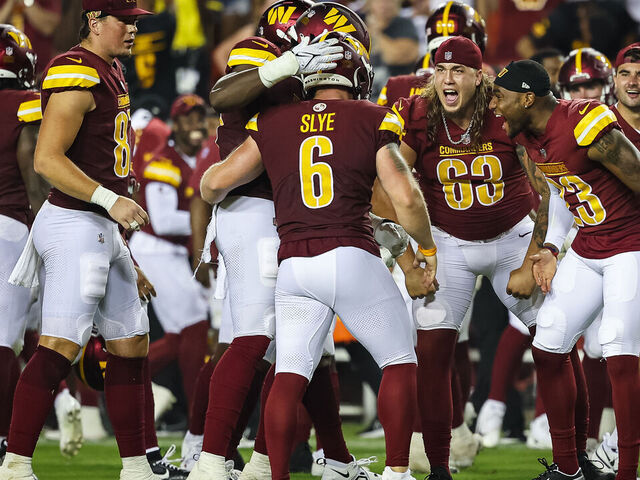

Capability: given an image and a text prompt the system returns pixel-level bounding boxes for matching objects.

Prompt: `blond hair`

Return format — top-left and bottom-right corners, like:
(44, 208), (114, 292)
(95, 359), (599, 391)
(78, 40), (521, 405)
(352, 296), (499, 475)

(420, 72), (493, 147)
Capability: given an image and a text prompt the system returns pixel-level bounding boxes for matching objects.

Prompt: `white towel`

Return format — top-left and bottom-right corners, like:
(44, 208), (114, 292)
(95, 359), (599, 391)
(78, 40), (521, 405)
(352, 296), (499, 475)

(9, 228), (41, 288)
(201, 205), (218, 264)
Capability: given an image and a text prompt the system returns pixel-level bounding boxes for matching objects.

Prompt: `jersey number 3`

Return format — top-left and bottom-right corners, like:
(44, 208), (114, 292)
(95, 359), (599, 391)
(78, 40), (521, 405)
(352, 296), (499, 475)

(113, 110), (131, 178)
(299, 135), (334, 209)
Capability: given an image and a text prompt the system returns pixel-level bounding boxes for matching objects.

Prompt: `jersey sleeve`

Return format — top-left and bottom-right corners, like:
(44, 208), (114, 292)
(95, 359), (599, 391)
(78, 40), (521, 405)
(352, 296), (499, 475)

(393, 96), (418, 150)
(142, 156), (183, 189)
(245, 112), (262, 144)
(16, 92), (42, 123)
(41, 55), (100, 93)
(377, 85), (388, 106)
(226, 37), (281, 73)
(572, 102), (619, 147)
(375, 106), (403, 150)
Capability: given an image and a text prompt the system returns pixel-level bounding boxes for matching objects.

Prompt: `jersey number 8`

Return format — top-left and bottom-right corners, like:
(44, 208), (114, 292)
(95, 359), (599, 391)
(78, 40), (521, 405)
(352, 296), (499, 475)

(113, 110), (131, 178)
(299, 136), (334, 209)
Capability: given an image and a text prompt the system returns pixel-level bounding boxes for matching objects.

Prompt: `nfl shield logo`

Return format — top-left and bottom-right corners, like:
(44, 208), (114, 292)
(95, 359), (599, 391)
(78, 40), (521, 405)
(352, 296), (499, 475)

(444, 51), (452, 61)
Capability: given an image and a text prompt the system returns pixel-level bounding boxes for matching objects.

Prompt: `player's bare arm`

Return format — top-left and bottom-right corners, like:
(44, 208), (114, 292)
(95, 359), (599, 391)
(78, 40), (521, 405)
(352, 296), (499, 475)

(507, 145), (550, 299)
(589, 128), (640, 192)
(190, 195), (213, 288)
(376, 142), (437, 290)
(34, 89), (149, 231)
(209, 65), (264, 113)
(200, 136), (265, 204)
(210, 38), (344, 112)
(16, 123), (49, 215)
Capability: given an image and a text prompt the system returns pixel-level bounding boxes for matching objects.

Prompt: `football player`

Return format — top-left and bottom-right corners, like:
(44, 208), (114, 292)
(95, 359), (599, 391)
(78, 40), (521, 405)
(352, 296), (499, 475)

(199, 34), (436, 480)
(129, 94), (210, 411)
(0, 24), (46, 465)
(0, 0), (157, 478)
(377, 36), (551, 480)
(492, 59), (640, 480)
(558, 48), (616, 105)
(588, 42), (640, 478)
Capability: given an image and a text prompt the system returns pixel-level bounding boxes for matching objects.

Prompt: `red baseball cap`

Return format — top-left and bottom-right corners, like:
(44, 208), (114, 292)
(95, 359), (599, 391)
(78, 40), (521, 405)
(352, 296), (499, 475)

(615, 42), (640, 69)
(170, 94), (207, 119)
(434, 36), (482, 71)
(82, 0), (152, 16)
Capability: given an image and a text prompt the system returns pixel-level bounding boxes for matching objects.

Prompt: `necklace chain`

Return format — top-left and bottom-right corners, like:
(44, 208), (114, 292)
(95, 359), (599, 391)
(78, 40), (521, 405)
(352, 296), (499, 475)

(441, 111), (474, 145)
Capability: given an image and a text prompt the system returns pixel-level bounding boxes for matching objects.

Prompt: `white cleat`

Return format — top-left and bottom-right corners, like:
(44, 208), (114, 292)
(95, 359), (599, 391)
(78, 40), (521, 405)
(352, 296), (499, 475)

(151, 383), (176, 422)
(591, 432), (618, 474)
(240, 451), (271, 480)
(180, 431), (203, 472)
(0, 453), (38, 479)
(381, 466), (415, 480)
(120, 455), (156, 480)
(526, 414), (553, 450)
(80, 406), (108, 441)
(475, 399), (506, 448)
(322, 456), (380, 480)
(408, 432), (430, 474)
(186, 452), (228, 480)
(450, 423), (481, 469)
(54, 389), (83, 457)
(311, 449), (325, 477)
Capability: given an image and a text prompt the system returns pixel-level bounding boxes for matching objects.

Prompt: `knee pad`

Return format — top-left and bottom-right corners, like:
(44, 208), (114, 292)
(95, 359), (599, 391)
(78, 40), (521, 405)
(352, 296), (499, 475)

(583, 324), (603, 359)
(533, 305), (569, 353)
(258, 237), (279, 287)
(599, 316), (625, 358)
(80, 253), (110, 302)
(414, 301), (456, 331)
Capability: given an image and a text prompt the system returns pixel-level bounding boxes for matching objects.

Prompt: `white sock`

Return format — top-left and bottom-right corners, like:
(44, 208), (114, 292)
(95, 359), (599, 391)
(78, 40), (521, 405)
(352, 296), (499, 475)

(122, 455), (152, 472)
(197, 451), (227, 474)
(383, 466), (410, 478)
(248, 451), (270, 468)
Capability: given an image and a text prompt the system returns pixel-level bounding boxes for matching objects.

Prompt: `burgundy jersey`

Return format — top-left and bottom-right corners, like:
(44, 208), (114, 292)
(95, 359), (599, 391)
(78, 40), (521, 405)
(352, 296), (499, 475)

(41, 46), (133, 217)
(133, 116), (171, 166)
(396, 96), (534, 240)
(217, 37), (303, 201)
(0, 89), (41, 226)
(611, 104), (640, 150)
(136, 141), (195, 248)
(377, 74), (428, 107)
(516, 99), (640, 259)
(246, 99), (403, 262)
(190, 136), (221, 197)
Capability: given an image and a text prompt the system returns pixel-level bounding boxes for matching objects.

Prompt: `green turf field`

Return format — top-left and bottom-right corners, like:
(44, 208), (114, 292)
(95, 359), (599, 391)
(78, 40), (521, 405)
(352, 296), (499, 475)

(30, 423), (551, 479)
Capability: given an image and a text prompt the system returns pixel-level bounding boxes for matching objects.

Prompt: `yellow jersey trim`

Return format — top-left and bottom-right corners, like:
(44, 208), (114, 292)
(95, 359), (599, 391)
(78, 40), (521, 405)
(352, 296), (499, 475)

(574, 104), (617, 146)
(227, 48), (277, 68)
(143, 161), (182, 188)
(245, 113), (259, 131)
(17, 99), (42, 122)
(379, 111), (404, 137)
(42, 65), (100, 89)
(377, 86), (388, 106)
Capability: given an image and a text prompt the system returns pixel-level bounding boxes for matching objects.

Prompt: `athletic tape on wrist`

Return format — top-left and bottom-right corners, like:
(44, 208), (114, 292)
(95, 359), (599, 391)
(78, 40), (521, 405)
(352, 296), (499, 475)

(258, 51), (299, 88)
(91, 185), (119, 212)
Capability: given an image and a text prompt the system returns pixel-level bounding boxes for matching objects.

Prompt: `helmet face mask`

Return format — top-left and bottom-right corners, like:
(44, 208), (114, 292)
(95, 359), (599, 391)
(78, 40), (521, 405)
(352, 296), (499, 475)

(0, 24), (37, 89)
(292, 2), (371, 55)
(558, 48), (615, 105)
(425, 1), (487, 59)
(256, 0), (314, 50)
(301, 32), (373, 100)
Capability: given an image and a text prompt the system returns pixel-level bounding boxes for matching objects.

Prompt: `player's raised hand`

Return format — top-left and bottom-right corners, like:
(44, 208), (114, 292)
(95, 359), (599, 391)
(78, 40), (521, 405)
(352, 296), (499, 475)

(530, 248), (558, 294)
(292, 36), (344, 74)
(109, 196), (150, 232)
(506, 264), (537, 299)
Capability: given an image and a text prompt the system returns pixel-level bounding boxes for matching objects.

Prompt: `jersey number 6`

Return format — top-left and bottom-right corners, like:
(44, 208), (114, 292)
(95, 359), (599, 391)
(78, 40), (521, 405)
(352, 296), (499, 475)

(299, 135), (334, 209)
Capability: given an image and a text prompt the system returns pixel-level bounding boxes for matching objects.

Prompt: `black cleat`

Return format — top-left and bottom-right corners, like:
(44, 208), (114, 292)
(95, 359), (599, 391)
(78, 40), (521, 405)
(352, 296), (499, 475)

(426, 466), (453, 480)
(578, 452), (616, 480)
(0, 438), (7, 466)
(289, 441), (313, 473)
(532, 458), (585, 480)
(149, 445), (190, 479)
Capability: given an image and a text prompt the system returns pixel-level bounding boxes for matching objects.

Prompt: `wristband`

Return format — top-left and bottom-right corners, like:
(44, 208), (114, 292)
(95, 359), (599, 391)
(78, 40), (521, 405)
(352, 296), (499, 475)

(257, 51), (299, 88)
(417, 245), (437, 257)
(543, 243), (559, 257)
(91, 185), (119, 212)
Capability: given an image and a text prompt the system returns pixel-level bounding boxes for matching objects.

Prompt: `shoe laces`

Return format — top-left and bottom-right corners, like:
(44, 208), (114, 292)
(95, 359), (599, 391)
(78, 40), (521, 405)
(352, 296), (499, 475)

(225, 460), (241, 480)
(533, 458), (557, 479)
(356, 457), (378, 468)
(157, 445), (188, 473)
